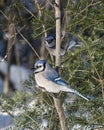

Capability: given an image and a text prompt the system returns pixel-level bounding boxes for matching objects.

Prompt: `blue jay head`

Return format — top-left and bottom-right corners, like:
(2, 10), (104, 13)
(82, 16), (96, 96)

(34, 60), (46, 73)
(45, 35), (56, 48)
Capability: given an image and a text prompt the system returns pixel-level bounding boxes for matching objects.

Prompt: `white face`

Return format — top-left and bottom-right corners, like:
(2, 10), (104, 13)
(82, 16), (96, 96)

(34, 62), (45, 73)
(45, 40), (56, 48)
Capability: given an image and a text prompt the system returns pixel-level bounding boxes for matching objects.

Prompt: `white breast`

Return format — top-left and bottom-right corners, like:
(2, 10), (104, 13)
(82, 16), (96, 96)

(35, 73), (66, 93)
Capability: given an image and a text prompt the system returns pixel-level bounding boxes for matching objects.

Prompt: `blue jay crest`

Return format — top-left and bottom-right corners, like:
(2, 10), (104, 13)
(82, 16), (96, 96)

(45, 34), (56, 48)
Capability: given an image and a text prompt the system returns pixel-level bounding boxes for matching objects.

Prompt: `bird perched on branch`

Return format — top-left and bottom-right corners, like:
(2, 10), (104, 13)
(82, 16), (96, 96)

(45, 33), (67, 57)
(34, 59), (89, 101)
(44, 32), (83, 58)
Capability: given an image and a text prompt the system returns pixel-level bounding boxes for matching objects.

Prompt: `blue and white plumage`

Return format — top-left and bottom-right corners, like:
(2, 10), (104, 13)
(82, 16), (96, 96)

(45, 34), (56, 48)
(45, 34), (67, 56)
(68, 35), (83, 52)
(45, 33), (83, 57)
(34, 60), (89, 101)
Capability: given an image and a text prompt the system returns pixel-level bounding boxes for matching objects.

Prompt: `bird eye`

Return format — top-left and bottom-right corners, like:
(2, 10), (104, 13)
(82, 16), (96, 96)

(38, 65), (42, 68)
(48, 39), (54, 43)
(35, 64), (42, 69)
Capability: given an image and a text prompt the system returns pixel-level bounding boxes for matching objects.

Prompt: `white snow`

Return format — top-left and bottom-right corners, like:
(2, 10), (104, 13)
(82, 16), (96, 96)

(0, 57), (32, 91)
(0, 112), (14, 129)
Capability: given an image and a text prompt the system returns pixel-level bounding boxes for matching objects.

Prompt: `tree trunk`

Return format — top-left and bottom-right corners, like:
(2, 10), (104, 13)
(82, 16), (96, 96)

(53, 0), (68, 130)
(3, 23), (16, 96)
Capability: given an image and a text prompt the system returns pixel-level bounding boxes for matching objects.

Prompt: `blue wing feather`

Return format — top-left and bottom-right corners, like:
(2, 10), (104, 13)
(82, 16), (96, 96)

(43, 65), (68, 86)
(54, 77), (68, 86)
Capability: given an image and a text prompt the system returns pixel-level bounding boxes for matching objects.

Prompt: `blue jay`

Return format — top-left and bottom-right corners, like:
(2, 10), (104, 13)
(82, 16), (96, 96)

(34, 59), (89, 101)
(45, 33), (83, 57)
(45, 34), (67, 57)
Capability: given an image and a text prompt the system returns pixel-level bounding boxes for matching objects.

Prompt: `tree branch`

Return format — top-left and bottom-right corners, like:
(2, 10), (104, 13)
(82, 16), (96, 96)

(55, 0), (61, 68)
(3, 23), (16, 96)
(53, 0), (68, 130)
